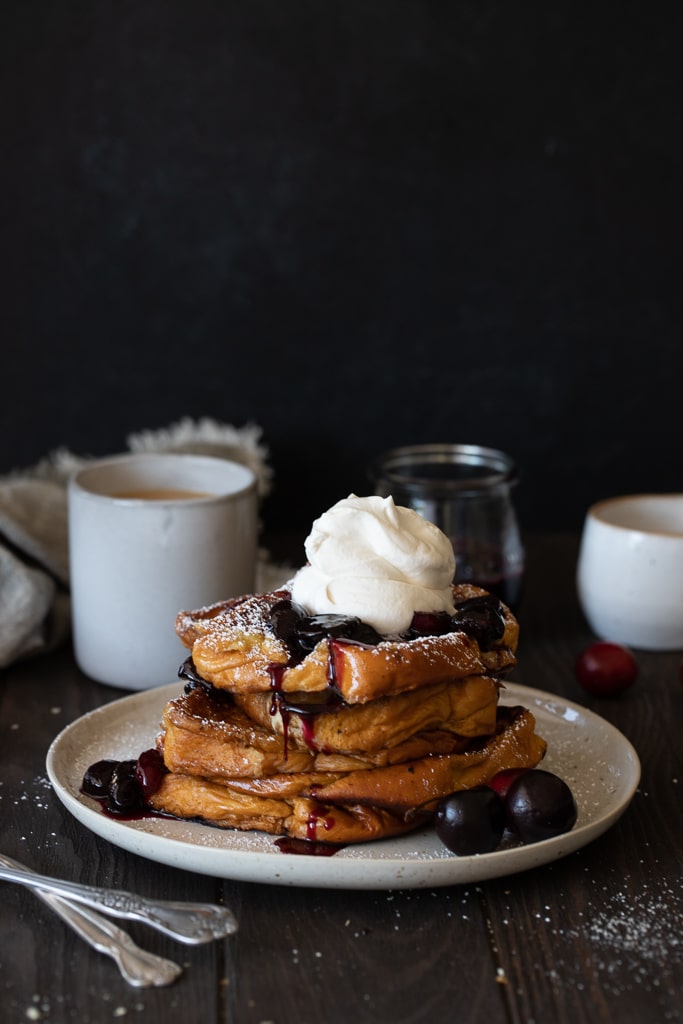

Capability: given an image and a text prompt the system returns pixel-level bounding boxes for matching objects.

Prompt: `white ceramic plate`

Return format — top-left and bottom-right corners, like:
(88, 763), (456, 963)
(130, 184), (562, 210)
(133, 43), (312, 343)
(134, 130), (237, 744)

(46, 682), (640, 890)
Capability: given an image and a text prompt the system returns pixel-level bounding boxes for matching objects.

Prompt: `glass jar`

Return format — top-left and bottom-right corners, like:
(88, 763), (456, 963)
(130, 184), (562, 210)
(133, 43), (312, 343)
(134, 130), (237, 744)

(371, 443), (525, 609)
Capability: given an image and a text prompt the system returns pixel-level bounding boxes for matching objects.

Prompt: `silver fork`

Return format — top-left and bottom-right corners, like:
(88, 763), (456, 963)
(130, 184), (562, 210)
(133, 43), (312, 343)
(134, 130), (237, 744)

(0, 854), (181, 987)
(0, 852), (238, 943)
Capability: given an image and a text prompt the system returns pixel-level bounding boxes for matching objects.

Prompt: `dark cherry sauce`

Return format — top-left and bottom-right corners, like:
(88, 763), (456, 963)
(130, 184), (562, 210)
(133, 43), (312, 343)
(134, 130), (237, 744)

(267, 665), (292, 758)
(450, 596), (506, 649)
(306, 803), (335, 842)
(274, 836), (344, 856)
(268, 594), (506, 660)
(81, 748), (170, 821)
(300, 717), (318, 751)
(97, 804), (174, 824)
(82, 751), (345, 854)
(178, 656), (207, 688)
(267, 662), (288, 692)
(266, 632), (351, 756)
(328, 635), (346, 691)
(179, 658), (233, 703)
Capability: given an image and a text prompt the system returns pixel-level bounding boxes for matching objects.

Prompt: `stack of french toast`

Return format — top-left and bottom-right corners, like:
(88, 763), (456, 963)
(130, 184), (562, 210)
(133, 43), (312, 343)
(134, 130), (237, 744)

(147, 583), (547, 845)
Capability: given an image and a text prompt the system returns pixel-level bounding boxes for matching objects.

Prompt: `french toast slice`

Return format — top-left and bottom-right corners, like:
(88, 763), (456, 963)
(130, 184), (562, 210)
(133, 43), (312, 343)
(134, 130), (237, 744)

(233, 674), (501, 751)
(149, 706), (546, 843)
(175, 584), (518, 703)
(159, 684), (487, 779)
(148, 773), (421, 843)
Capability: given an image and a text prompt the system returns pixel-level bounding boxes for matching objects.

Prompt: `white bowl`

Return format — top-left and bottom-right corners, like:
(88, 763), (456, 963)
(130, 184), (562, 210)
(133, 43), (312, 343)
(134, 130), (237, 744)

(577, 494), (683, 650)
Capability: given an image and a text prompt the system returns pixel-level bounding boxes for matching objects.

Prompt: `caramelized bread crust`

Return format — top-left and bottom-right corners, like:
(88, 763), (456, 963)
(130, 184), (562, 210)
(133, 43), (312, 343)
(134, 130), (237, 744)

(159, 684), (486, 779)
(236, 673), (500, 748)
(148, 775), (421, 843)
(175, 584), (518, 703)
(149, 706), (546, 843)
(167, 673), (499, 757)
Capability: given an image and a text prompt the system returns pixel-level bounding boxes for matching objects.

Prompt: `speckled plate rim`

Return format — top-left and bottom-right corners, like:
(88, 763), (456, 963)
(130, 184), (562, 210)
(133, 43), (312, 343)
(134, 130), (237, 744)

(46, 682), (641, 890)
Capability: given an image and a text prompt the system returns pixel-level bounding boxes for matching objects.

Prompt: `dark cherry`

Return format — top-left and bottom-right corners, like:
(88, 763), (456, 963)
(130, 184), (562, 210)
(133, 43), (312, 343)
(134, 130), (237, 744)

(487, 767), (529, 798)
(405, 611), (453, 638)
(575, 642), (638, 696)
(135, 748), (167, 801)
(339, 620), (383, 647)
(81, 759), (118, 799)
(295, 613), (381, 653)
(451, 595), (506, 650)
(268, 596), (507, 660)
(504, 769), (578, 843)
(178, 658), (232, 701)
(106, 759), (143, 815)
(270, 600), (306, 645)
(269, 601), (381, 660)
(434, 787), (506, 856)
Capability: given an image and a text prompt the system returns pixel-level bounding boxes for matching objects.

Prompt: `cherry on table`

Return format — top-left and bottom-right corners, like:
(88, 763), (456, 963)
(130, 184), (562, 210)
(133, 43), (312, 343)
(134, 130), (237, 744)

(575, 641), (638, 696)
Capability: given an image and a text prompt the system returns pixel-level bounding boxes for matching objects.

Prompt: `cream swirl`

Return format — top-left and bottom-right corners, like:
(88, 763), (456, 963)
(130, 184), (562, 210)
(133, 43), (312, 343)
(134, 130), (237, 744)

(290, 494), (456, 634)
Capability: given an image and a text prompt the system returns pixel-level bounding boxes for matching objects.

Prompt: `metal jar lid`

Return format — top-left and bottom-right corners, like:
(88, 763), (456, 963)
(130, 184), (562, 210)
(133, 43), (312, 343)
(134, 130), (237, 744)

(371, 444), (518, 497)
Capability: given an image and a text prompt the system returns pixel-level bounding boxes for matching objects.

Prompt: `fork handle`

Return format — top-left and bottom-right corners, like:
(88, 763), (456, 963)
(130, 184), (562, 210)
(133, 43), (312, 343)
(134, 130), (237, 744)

(0, 861), (236, 943)
(29, 888), (182, 987)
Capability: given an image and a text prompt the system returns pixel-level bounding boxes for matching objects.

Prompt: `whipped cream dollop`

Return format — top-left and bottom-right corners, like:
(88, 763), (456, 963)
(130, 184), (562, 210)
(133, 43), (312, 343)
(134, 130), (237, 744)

(290, 494), (456, 635)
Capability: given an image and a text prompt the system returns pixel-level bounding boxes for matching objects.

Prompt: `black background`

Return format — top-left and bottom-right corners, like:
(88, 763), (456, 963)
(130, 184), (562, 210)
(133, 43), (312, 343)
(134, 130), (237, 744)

(1, 2), (680, 536)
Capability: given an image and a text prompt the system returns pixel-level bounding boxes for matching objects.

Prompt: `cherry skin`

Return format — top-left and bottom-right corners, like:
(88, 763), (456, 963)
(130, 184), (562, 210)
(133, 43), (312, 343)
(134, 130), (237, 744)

(504, 770), (578, 843)
(135, 748), (167, 800)
(81, 759), (118, 799)
(106, 760), (142, 814)
(575, 641), (638, 696)
(434, 787), (506, 856)
(487, 768), (529, 798)
(408, 611), (453, 636)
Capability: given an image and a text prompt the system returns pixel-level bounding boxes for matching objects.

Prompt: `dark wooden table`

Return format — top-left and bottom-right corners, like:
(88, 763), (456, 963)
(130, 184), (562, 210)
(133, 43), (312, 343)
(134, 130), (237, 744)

(1, 534), (681, 1024)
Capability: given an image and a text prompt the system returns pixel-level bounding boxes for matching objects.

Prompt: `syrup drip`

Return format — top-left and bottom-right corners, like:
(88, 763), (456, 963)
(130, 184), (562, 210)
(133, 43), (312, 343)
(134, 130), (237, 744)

(327, 635), (339, 688)
(300, 717), (317, 751)
(269, 687), (345, 753)
(268, 664), (291, 760)
(274, 688), (345, 717)
(267, 662), (288, 691)
(306, 802), (335, 842)
(178, 658), (232, 702)
(267, 644), (347, 757)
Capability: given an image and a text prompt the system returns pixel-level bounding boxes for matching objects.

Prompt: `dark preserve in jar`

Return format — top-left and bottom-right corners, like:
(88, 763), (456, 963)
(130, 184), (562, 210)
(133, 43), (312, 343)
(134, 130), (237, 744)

(371, 444), (525, 611)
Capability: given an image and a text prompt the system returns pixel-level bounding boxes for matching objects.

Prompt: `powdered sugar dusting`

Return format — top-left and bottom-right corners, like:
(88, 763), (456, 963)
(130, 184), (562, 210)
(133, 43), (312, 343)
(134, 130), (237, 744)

(579, 882), (682, 972)
(177, 591), (286, 650)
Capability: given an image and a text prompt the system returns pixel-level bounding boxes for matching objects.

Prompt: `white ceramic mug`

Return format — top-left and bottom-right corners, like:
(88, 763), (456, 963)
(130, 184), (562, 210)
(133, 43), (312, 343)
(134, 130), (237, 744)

(69, 452), (258, 689)
(577, 493), (683, 651)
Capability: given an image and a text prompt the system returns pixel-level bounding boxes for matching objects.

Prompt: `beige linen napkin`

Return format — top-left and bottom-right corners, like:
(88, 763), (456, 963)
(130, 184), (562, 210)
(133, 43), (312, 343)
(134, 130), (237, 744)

(0, 479), (71, 665)
(0, 418), (282, 669)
